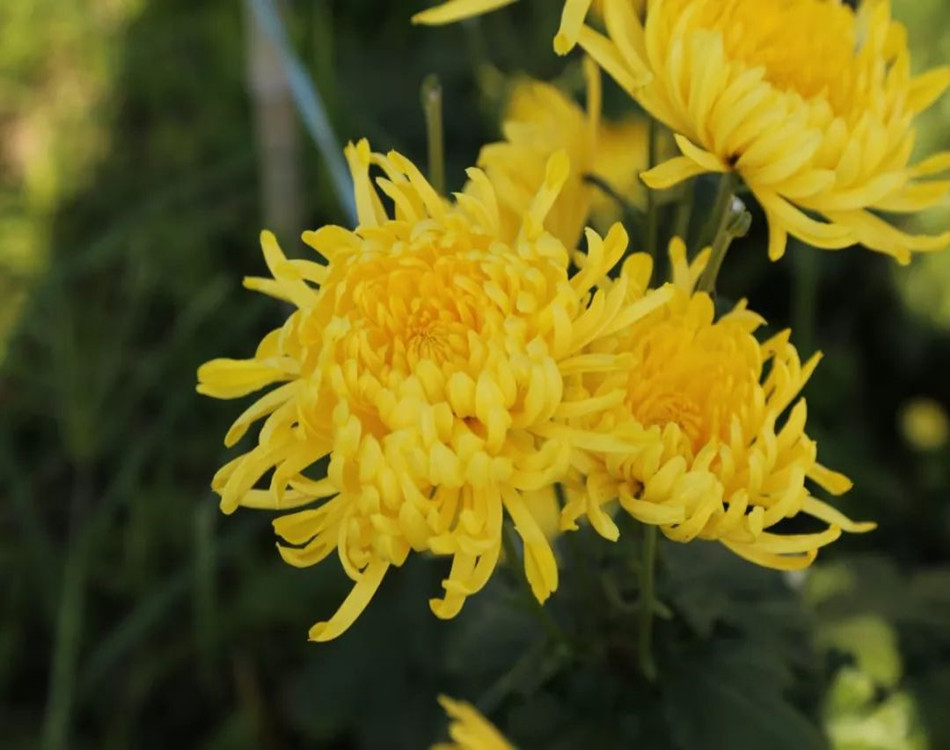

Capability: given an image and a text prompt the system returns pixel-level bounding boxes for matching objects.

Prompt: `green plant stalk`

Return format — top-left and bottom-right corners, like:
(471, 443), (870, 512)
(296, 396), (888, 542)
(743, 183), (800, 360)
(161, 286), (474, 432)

(41, 535), (88, 750)
(696, 172), (744, 294)
(792, 243), (819, 357)
(246, 0), (356, 224)
(672, 178), (695, 245)
(477, 640), (548, 715)
(584, 173), (647, 236)
(645, 118), (661, 264)
(422, 75), (446, 195)
(638, 524), (659, 682)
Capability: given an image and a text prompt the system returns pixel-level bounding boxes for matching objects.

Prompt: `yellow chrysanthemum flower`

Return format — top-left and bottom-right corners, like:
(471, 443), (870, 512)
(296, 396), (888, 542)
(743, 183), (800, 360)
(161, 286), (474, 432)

(197, 140), (672, 640)
(560, 239), (875, 570)
(899, 397), (949, 451)
(476, 60), (647, 249)
(559, 0), (950, 263)
(434, 696), (513, 750)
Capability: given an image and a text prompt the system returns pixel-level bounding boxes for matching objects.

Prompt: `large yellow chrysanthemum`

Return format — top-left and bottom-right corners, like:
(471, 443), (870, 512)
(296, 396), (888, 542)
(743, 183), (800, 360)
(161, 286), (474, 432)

(475, 61), (648, 249)
(434, 696), (513, 750)
(560, 239), (875, 569)
(559, 0), (950, 263)
(197, 140), (672, 640)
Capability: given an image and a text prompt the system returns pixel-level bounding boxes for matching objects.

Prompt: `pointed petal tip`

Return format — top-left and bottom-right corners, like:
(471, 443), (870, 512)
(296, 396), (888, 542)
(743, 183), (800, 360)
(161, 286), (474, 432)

(307, 625), (331, 642)
(553, 32), (574, 56)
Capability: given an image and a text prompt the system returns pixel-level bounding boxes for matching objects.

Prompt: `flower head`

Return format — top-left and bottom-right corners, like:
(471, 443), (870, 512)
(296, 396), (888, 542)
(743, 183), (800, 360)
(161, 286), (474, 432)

(900, 397), (949, 452)
(434, 696), (513, 750)
(560, 239), (875, 569)
(197, 140), (670, 639)
(475, 61), (648, 249)
(565, 0), (950, 262)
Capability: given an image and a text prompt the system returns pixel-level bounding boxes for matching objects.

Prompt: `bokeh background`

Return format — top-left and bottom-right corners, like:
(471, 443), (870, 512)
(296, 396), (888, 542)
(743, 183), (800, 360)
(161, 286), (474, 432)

(1, 1), (949, 748)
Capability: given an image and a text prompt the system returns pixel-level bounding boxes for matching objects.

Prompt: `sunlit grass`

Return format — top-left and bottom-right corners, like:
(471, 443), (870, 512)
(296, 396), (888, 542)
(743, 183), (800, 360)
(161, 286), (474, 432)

(0, 0), (143, 359)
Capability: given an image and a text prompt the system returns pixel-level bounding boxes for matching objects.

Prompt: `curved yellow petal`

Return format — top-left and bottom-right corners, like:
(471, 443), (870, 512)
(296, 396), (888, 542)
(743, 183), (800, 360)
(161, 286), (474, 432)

(502, 488), (559, 603)
(802, 497), (876, 534)
(411, 0), (517, 25)
(308, 560), (390, 641)
(673, 133), (729, 173)
(641, 156), (712, 190)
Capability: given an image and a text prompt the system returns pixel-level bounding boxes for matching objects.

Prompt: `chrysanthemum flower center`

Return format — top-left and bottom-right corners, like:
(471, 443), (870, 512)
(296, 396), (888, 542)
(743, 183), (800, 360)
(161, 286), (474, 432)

(674, 0), (864, 117)
(633, 389), (705, 447)
(343, 247), (492, 374)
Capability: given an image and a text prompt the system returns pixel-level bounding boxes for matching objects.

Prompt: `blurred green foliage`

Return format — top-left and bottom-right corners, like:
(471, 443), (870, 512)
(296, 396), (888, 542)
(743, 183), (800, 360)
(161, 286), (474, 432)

(1, 0), (949, 748)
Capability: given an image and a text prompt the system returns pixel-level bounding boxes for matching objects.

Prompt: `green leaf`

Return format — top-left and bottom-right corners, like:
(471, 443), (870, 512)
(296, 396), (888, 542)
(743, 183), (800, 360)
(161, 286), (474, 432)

(664, 641), (827, 750)
(819, 616), (902, 689)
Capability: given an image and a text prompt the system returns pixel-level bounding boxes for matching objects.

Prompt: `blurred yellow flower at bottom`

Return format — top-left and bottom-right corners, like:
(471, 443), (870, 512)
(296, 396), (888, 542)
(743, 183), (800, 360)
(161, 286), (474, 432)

(434, 696), (513, 750)
(900, 398), (949, 451)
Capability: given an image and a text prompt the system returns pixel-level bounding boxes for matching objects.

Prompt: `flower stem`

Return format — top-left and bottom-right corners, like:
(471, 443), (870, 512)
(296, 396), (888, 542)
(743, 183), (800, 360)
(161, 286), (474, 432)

(246, 0), (357, 225)
(584, 174), (646, 236)
(792, 241), (819, 357)
(637, 524), (659, 682)
(672, 178), (695, 244)
(645, 118), (660, 265)
(421, 75), (445, 195)
(696, 172), (750, 295)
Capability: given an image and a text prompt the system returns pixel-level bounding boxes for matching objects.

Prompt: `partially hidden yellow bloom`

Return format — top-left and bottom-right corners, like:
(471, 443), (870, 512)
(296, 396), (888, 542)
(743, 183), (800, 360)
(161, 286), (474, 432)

(561, 0), (950, 263)
(197, 140), (672, 640)
(900, 397), (949, 451)
(475, 60), (648, 250)
(560, 239), (875, 570)
(434, 696), (513, 750)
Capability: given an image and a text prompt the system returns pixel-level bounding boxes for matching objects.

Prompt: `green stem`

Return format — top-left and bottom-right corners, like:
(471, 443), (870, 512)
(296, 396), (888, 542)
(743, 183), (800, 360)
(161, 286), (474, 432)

(502, 524), (567, 647)
(672, 178), (695, 245)
(477, 640), (547, 715)
(584, 174), (646, 236)
(637, 525), (659, 682)
(421, 75), (445, 195)
(696, 172), (748, 295)
(246, 0), (357, 224)
(41, 473), (91, 750)
(644, 118), (660, 265)
(792, 242), (819, 357)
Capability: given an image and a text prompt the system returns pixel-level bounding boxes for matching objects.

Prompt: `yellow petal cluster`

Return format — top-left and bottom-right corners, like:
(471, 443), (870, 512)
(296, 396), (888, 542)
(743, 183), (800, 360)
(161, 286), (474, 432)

(434, 696), (513, 750)
(475, 60), (647, 250)
(562, 0), (950, 263)
(197, 141), (672, 640)
(560, 239), (875, 569)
